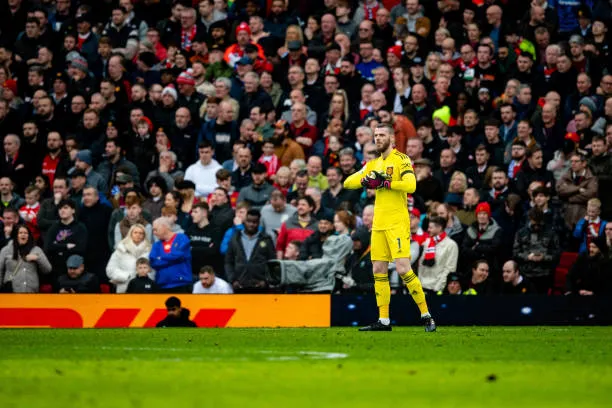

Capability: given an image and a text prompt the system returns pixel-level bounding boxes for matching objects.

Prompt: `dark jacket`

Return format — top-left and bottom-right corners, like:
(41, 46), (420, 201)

(37, 197), (80, 241)
(566, 253), (612, 295)
(126, 275), (157, 293)
(513, 223), (560, 278)
(209, 203), (234, 234)
(461, 219), (503, 273)
(78, 201), (113, 280)
(56, 271), (100, 293)
(237, 182), (274, 210)
(156, 308), (197, 327)
(589, 153), (612, 219)
(299, 231), (329, 261)
(513, 163), (555, 200)
(501, 277), (537, 294)
(187, 223), (224, 278)
(225, 231), (275, 288)
(44, 219), (88, 279)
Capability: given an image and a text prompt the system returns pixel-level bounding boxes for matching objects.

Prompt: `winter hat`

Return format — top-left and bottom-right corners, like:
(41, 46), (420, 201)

(177, 70), (195, 86)
(76, 149), (93, 166)
(410, 208), (421, 218)
(387, 45), (402, 59)
(236, 22), (251, 36)
(579, 97), (597, 114)
(71, 56), (89, 73)
(138, 116), (154, 133)
(162, 84), (177, 100)
(432, 106), (451, 126)
(475, 202), (491, 217)
(2, 79), (18, 95)
(565, 132), (580, 144)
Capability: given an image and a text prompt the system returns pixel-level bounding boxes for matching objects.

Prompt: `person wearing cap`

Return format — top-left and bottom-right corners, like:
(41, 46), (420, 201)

(237, 163), (274, 211)
(224, 21), (265, 68)
(177, 70), (206, 126)
(44, 198), (88, 280)
(298, 210), (336, 261)
(417, 215), (459, 294)
(74, 13), (99, 65)
(73, 149), (107, 194)
(565, 235), (612, 296)
(461, 201), (503, 277)
(56, 254), (99, 293)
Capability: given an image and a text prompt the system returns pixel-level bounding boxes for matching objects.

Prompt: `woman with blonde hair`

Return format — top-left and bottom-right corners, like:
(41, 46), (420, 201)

(106, 224), (152, 293)
(278, 24), (305, 57)
(318, 90), (355, 143)
(425, 52), (441, 81)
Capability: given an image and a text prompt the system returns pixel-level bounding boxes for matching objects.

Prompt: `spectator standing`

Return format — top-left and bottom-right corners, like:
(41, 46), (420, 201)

(150, 217), (193, 293)
(225, 209), (275, 293)
(106, 224), (152, 293)
(276, 196), (318, 259)
(126, 258), (157, 293)
(237, 163), (274, 210)
(417, 216), (459, 293)
(79, 187), (113, 283)
(513, 208), (560, 294)
(573, 198), (608, 254)
(260, 189), (297, 245)
(0, 225), (51, 293)
(184, 141), (223, 198)
(461, 202), (502, 277)
(187, 202), (223, 278)
(557, 152), (598, 230)
(566, 237), (612, 296)
(44, 199), (87, 283)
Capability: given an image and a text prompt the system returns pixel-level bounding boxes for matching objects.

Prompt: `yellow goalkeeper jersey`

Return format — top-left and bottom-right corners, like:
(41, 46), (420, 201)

(344, 149), (417, 231)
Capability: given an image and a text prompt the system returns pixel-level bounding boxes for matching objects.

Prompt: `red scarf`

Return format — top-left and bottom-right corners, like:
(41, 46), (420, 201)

(181, 25), (197, 51)
(364, 2), (380, 20)
(459, 58), (477, 72)
(587, 218), (601, 248)
(162, 234), (177, 254)
(423, 232), (446, 264)
(543, 66), (556, 80)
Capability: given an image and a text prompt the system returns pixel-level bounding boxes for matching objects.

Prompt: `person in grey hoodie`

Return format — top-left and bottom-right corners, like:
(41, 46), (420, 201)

(237, 163), (274, 210)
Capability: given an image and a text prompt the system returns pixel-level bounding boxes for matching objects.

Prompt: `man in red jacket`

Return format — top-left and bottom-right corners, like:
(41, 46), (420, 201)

(275, 196), (318, 259)
(224, 22), (265, 68)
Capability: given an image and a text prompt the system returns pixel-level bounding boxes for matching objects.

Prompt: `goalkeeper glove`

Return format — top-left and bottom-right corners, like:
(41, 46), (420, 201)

(361, 171), (391, 189)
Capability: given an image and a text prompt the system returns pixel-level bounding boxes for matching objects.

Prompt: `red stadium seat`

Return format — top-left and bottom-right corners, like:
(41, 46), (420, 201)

(99, 284), (111, 294)
(39, 284), (53, 293)
(551, 252), (579, 295)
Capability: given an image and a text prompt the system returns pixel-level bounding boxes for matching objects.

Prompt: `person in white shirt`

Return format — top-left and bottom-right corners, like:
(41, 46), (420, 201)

(184, 140), (222, 197)
(192, 265), (233, 294)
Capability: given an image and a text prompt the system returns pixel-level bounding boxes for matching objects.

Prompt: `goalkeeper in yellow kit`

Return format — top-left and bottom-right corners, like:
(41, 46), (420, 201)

(344, 124), (436, 332)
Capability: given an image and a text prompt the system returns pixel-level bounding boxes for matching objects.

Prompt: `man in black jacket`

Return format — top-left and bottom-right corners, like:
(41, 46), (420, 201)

(225, 209), (275, 293)
(45, 199), (88, 283)
(156, 297), (197, 328)
(187, 202), (223, 278)
(299, 213), (334, 261)
(209, 187), (234, 233)
(78, 187), (112, 283)
(57, 255), (99, 293)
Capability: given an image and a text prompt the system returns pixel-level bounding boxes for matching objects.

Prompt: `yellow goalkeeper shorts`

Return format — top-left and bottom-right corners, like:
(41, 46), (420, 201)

(371, 225), (411, 262)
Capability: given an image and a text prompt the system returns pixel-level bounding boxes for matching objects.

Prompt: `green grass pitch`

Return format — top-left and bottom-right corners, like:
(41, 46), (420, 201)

(1, 327), (611, 407)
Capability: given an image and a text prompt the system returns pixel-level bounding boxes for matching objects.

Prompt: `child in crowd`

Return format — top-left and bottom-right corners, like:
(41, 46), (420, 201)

(258, 139), (279, 178)
(273, 166), (292, 196)
(126, 258), (156, 293)
(19, 186), (41, 242)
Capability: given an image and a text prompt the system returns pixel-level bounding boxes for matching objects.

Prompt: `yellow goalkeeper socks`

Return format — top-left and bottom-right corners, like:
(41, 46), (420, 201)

(401, 271), (430, 316)
(373, 273), (390, 323)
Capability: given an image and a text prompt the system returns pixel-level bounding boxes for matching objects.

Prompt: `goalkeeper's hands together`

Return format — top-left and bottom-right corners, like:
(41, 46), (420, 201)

(360, 171), (391, 190)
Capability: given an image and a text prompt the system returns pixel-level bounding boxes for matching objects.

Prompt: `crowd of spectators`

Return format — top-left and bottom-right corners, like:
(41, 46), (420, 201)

(0, 0), (611, 296)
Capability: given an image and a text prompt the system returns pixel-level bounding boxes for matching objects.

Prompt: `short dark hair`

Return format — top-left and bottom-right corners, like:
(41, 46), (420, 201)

(193, 202), (210, 212)
(246, 209), (261, 219)
(532, 186), (550, 198)
(198, 140), (213, 149)
(165, 296), (181, 308)
(298, 195), (316, 209)
(136, 258), (150, 266)
(296, 169), (309, 179)
(252, 162), (268, 175)
(429, 216), (447, 228)
(200, 265), (215, 274)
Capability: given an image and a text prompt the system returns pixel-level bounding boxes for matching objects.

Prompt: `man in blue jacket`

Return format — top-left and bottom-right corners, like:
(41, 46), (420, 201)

(150, 217), (193, 293)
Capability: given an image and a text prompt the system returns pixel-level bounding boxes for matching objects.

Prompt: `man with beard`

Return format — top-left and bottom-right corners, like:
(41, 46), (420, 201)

(41, 131), (71, 186)
(484, 168), (510, 213)
(272, 120), (304, 167)
(344, 123), (435, 332)
(299, 212), (335, 260)
(589, 135), (612, 220)
(96, 139), (140, 192)
(513, 147), (555, 200)
(338, 56), (365, 109)
(76, 109), (105, 161)
(35, 96), (64, 139)
(507, 140), (527, 179)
